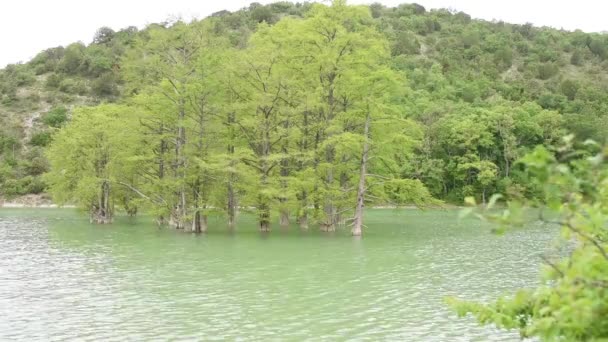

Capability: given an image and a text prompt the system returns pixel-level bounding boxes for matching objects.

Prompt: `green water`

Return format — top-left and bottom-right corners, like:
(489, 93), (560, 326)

(0, 209), (553, 341)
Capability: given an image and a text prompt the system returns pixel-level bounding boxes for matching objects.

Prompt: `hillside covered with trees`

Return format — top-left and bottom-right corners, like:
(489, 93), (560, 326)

(1, 1), (608, 231)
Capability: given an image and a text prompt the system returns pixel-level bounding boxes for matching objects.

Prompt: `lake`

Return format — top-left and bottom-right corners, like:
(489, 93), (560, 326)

(0, 209), (554, 341)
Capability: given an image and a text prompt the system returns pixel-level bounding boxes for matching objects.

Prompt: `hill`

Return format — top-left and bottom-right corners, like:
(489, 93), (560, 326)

(1, 1), (608, 203)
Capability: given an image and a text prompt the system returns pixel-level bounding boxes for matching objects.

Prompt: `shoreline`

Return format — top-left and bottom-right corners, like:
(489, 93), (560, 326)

(0, 203), (456, 210)
(0, 203), (76, 208)
(1, 194), (459, 210)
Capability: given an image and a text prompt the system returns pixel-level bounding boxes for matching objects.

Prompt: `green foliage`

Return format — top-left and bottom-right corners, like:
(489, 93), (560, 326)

(42, 106), (69, 127)
(1, 176), (46, 198)
(392, 31), (420, 56)
(2, 0), (608, 210)
(0, 133), (20, 156)
(29, 131), (52, 147)
(45, 104), (141, 207)
(91, 73), (118, 97)
(58, 43), (86, 74)
(93, 26), (115, 45)
(536, 62), (559, 80)
(44, 73), (63, 89)
(559, 79), (579, 100)
(588, 37), (607, 59)
(451, 138), (608, 340)
(250, 4), (276, 24)
(570, 49), (584, 65)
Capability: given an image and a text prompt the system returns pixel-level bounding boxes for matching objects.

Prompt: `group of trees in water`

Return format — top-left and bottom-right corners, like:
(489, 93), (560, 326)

(1, 0), (607, 233)
(46, 2), (436, 234)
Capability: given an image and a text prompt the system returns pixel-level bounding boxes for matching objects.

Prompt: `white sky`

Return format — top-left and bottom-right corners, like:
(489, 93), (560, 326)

(1, 0), (606, 68)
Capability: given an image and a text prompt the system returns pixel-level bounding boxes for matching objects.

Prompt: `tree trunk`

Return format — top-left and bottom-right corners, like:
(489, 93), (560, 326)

(169, 205), (187, 229)
(323, 201), (336, 231)
(352, 111), (370, 236)
(298, 190), (309, 230)
(200, 214), (208, 233)
(154, 127), (168, 226)
(257, 110), (272, 233)
(192, 210), (208, 233)
(299, 213), (309, 230)
(172, 99), (188, 229)
(323, 162), (336, 232)
(258, 158), (271, 232)
(258, 200), (271, 232)
(192, 181), (208, 234)
(321, 74), (337, 232)
(227, 112), (237, 230)
(279, 210), (290, 228)
(278, 119), (290, 228)
(227, 181), (236, 230)
(90, 180), (113, 224)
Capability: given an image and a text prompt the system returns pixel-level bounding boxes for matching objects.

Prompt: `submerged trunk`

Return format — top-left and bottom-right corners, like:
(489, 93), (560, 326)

(226, 107), (238, 230)
(337, 162), (349, 226)
(192, 182), (208, 233)
(299, 213), (309, 230)
(91, 180), (113, 224)
(192, 210), (208, 233)
(323, 160), (336, 232)
(258, 158), (271, 232)
(258, 199), (271, 232)
(257, 110), (272, 232)
(169, 203), (188, 229)
(279, 210), (290, 228)
(297, 191), (309, 230)
(322, 74), (337, 232)
(279, 119), (290, 228)
(157, 136), (167, 225)
(352, 112), (370, 236)
(227, 118), (237, 230)
(258, 157), (271, 232)
(171, 99), (188, 229)
(322, 202), (336, 231)
(227, 181), (236, 230)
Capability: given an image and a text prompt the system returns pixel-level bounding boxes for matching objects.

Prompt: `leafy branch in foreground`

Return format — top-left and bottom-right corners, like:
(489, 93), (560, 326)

(449, 135), (608, 341)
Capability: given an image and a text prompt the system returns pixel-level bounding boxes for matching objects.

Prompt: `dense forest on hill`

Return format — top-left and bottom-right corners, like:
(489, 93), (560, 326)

(1, 1), (608, 229)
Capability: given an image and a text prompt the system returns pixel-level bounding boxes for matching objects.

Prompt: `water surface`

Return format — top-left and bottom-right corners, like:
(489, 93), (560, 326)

(0, 209), (554, 341)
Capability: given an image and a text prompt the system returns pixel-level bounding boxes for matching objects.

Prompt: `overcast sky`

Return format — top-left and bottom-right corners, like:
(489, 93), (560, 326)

(1, 0), (606, 67)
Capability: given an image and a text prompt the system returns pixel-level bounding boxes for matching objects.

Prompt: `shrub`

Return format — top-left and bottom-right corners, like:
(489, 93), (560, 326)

(537, 92), (566, 110)
(588, 37), (607, 60)
(22, 176), (46, 194)
(494, 47), (513, 68)
(29, 131), (52, 147)
(42, 106), (68, 128)
(1, 179), (22, 198)
(1, 176), (46, 198)
(250, 5), (275, 24)
(45, 73), (63, 89)
(560, 79), (579, 100)
(392, 32), (421, 56)
(59, 78), (78, 93)
(0, 134), (20, 156)
(536, 62), (559, 80)
(93, 26), (115, 45)
(91, 73), (119, 97)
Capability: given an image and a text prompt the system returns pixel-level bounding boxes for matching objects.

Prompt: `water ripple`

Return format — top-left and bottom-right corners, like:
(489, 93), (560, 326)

(0, 210), (551, 341)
